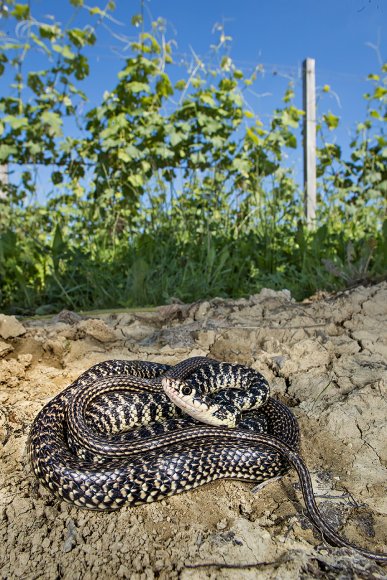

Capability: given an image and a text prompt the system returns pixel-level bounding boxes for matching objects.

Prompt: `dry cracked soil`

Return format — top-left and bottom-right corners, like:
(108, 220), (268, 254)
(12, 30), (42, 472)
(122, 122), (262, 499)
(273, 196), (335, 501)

(0, 283), (386, 580)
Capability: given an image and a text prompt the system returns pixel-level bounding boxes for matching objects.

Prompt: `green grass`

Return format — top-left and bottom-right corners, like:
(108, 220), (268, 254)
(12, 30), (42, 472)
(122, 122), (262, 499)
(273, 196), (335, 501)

(2, 214), (386, 315)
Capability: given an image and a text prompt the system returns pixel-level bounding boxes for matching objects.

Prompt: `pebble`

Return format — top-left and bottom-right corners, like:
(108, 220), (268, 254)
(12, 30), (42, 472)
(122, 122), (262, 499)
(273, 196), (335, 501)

(0, 314), (26, 339)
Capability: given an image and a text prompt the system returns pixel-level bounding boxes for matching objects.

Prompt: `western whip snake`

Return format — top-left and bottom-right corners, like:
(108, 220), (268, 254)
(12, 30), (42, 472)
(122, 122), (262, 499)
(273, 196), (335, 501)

(28, 356), (387, 563)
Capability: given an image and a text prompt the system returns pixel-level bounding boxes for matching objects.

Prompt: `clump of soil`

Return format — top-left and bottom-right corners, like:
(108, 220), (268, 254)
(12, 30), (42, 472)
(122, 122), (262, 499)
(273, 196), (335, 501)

(1, 283), (386, 579)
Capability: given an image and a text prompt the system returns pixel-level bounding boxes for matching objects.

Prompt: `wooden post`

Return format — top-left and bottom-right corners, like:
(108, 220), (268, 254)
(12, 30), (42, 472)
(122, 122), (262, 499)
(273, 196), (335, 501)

(303, 58), (316, 228)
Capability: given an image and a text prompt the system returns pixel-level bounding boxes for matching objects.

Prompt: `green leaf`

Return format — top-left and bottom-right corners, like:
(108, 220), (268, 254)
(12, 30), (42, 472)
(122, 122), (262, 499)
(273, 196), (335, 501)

(283, 87), (295, 103)
(246, 128), (260, 145)
(232, 157), (250, 176)
(41, 111), (63, 136)
(209, 136), (224, 148)
(378, 180), (387, 194)
(11, 4), (30, 20)
(131, 13), (143, 26)
(127, 81), (151, 93)
(67, 28), (96, 48)
(3, 115), (29, 130)
(73, 54), (90, 80)
(281, 109), (299, 128)
(51, 171), (63, 185)
(125, 144), (141, 157)
(0, 53), (7, 77)
(141, 160), (151, 173)
(374, 86), (387, 99)
(323, 112), (340, 130)
(27, 71), (45, 94)
(52, 44), (76, 60)
(154, 145), (174, 160)
(52, 224), (63, 253)
(221, 56), (232, 70)
(39, 24), (61, 40)
(118, 150), (131, 163)
(169, 130), (185, 147)
(200, 93), (215, 107)
(89, 6), (105, 15)
(174, 80), (186, 91)
(128, 174), (144, 187)
(26, 141), (43, 155)
(0, 144), (17, 161)
(285, 133), (297, 148)
(52, 224), (66, 271)
(140, 33), (161, 54)
(156, 74), (173, 97)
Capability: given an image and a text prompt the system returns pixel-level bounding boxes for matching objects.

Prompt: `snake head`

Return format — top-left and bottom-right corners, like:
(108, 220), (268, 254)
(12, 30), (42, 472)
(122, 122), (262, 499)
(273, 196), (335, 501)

(162, 377), (237, 428)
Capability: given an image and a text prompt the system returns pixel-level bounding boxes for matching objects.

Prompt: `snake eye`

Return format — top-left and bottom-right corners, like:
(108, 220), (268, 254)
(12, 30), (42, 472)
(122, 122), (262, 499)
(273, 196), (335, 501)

(182, 385), (192, 396)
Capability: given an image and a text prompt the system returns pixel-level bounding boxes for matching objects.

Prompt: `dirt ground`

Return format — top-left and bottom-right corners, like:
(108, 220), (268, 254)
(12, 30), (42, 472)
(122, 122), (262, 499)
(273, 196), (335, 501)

(0, 283), (386, 579)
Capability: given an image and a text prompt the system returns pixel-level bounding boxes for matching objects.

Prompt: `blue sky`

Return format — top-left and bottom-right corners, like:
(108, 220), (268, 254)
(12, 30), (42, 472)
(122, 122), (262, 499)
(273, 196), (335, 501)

(73, 0), (385, 121)
(1, 0), (386, 195)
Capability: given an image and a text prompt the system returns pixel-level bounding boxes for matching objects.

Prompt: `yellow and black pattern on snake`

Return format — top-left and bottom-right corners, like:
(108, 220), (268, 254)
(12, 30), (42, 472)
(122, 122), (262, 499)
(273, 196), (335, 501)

(29, 357), (285, 497)
(28, 357), (387, 563)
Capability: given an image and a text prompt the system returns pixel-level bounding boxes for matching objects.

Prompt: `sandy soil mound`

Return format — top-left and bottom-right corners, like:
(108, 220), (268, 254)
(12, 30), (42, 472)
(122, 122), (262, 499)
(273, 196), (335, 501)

(0, 283), (386, 579)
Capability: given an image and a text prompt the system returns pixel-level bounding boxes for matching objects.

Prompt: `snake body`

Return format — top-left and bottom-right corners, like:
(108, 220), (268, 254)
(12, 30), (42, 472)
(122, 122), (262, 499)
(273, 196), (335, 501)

(28, 357), (387, 563)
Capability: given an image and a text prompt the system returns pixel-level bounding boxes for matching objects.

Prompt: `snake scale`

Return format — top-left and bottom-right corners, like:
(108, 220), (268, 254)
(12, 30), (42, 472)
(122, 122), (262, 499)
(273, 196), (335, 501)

(28, 356), (387, 563)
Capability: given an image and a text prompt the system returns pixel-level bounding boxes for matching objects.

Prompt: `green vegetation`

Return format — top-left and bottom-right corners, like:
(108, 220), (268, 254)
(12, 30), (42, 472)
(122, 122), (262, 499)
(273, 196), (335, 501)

(0, 2), (386, 314)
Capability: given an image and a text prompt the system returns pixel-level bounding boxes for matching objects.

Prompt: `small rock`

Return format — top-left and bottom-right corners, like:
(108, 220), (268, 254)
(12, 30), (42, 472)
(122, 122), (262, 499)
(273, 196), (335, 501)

(53, 310), (83, 325)
(117, 565), (131, 578)
(77, 319), (118, 343)
(46, 338), (67, 357)
(63, 519), (77, 553)
(120, 320), (155, 342)
(250, 287), (292, 304)
(193, 301), (210, 321)
(17, 353), (33, 367)
(0, 314), (26, 340)
(0, 340), (13, 358)
(271, 355), (287, 369)
(194, 330), (216, 349)
(157, 304), (182, 320)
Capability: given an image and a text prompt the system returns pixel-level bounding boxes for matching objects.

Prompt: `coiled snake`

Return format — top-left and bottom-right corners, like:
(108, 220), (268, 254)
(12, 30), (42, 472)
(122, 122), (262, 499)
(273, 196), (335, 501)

(28, 356), (387, 563)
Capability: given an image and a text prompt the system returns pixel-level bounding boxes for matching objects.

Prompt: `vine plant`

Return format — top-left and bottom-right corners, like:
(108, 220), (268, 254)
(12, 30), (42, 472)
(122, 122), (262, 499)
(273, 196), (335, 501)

(0, 1), (386, 312)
